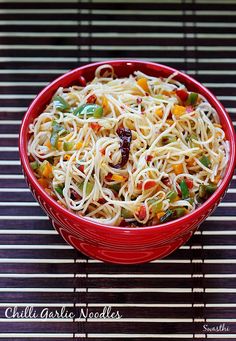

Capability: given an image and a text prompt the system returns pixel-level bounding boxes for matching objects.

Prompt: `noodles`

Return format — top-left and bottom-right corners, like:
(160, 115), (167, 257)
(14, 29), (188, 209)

(28, 65), (228, 227)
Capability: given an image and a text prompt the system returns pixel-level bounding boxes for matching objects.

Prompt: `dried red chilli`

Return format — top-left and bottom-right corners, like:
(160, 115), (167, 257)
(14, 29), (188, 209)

(110, 127), (132, 169)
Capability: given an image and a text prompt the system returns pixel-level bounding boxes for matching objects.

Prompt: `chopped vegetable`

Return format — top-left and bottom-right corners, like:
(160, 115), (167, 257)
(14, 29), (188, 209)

(50, 121), (63, 148)
(199, 184), (206, 199)
(137, 78), (149, 92)
(64, 154), (71, 161)
(110, 183), (121, 193)
(198, 183), (217, 201)
(63, 141), (74, 151)
(162, 135), (177, 145)
(98, 197), (106, 204)
(206, 184), (217, 195)
(137, 182), (143, 190)
(78, 181), (93, 195)
(186, 157), (195, 167)
(102, 97), (108, 110)
(53, 95), (70, 111)
(105, 173), (113, 181)
(179, 179), (189, 199)
(157, 211), (165, 220)
(74, 104), (103, 118)
(111, 174), (126, 182)
(146, 155), (153, 162)
(173, 164), (184, 175)
(144, 180), (156, 190)
(86, 94), (97, 103)
(55, 185), (64, 195)
(172, 104), (186, 117)
(166, 119), (174, 125)
(162, 176), (171, 187)
(121, 208), (133, 219)
(160, 209), (173, 223)
(110, 127), (132, 169)
(200, 155), (211, 168)
(155, 108), (163, 118)
(75, 141), (83, 150)
(30, 160), (39, 170)
(137, 205), (147, 220)
(39, 160), (53, 178)
(78, 164), (84, 173)
(172, 207), (187, 219)
(90, 122), (102, 132)
(185, 178), (193, 189)
(166, 190), (178, 202)
(44, 138), (51, 149)
(186, 92), (198, 105)
(148, 199), (163, 214)
(38, 178), (49, 188)
(176, 89), (188, 102)
(57, 141), (63, 151)
(173, 195), (181, 202)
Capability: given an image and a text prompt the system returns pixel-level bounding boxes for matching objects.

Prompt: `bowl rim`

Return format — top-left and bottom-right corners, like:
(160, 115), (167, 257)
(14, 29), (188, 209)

(19, 59), (236, 233)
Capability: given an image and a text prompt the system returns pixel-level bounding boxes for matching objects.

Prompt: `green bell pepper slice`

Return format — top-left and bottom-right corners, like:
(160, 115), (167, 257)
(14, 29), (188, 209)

(179, 179), (189, 199)
(74, 104), (103, 118)
(54, 95), (70, 112)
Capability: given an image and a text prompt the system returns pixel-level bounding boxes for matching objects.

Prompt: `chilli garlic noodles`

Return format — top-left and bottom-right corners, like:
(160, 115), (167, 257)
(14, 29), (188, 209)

(28, 65), (228, 227)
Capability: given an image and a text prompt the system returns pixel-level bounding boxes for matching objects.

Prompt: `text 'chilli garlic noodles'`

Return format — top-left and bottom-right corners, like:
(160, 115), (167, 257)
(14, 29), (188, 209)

(28, 64), (229, 227)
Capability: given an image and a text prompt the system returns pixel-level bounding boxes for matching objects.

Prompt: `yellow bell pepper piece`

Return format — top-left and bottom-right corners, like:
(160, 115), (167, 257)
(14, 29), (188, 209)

(173, 195), (181, 202)
(38, 178), (49, 188)
(57, 141), (63, 151)
(64, 154), (71, 161)
(186, 157), (195, 167)
(39, 160), (53, 178)
(111, 174), (126, 182)
(75, 141), (83, 150)
(137, 78), (149, 93)
(157, 211), (165, 220)
(173, 164), (184, 175)
(166, 119), (174, 125)
(102, 97), (108, 110)
(44, 138), (51, 149)
(172, 105), (186, 117)
(155, 108), (163, 118)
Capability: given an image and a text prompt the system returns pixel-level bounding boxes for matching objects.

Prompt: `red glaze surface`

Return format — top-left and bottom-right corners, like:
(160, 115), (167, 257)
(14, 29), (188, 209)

(19, 60), (236, 264)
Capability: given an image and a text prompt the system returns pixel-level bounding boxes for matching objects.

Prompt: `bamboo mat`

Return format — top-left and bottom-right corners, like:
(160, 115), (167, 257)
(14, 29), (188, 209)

(0, 0), (236, 340)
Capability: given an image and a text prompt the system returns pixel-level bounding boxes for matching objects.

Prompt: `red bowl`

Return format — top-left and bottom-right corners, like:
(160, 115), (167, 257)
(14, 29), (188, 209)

(19, 60), (236, 264)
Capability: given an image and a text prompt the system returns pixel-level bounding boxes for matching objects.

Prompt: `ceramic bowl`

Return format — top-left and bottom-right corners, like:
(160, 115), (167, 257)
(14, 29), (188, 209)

(19, 60), (236, 264)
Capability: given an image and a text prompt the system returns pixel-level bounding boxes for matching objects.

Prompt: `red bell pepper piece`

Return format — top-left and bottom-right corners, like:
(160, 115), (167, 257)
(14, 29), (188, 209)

(176, 89), (188, 102)
(137, 205), (147, 220)
(105, 173), (113, 181)
(146, 155), (153, 162)
(144, 180), (156, 190)
(87, 94), (97, 103)
(185, 178), (193, 189)
(78, 164), (84, 173)
(90, 122), (101, 132)
(98, 197), (107, 204)
(137, 182), (143, 190)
